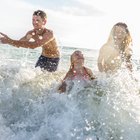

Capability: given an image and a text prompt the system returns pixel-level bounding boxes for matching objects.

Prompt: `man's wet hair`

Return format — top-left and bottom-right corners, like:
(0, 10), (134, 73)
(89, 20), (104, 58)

(33, 10), (47, 19)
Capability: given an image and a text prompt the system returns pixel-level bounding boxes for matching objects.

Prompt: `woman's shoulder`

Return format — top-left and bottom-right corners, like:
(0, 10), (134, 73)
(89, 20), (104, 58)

(100, 43), (113, 51)
(100, 43), (115, 55)
(99, 44), (106, 50)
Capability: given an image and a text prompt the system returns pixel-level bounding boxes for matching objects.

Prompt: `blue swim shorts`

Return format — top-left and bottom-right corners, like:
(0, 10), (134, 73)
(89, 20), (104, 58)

(35, 55), (60, 72)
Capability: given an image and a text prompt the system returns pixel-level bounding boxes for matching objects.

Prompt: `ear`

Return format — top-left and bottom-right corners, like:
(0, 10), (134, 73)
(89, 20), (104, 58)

(43, 19), (47, 25)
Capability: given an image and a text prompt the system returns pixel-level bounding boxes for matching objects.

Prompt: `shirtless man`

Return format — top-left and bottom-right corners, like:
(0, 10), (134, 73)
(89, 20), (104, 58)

(0, 10), (60, 72)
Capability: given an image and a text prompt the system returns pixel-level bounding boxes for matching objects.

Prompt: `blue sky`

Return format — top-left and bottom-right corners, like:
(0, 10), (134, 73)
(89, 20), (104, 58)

(0, 0), (140, 55)
(25, 0), (102, 13)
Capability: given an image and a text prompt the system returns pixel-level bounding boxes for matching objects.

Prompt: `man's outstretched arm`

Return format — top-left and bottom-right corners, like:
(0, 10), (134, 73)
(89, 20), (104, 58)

(0, 31), (54, 49)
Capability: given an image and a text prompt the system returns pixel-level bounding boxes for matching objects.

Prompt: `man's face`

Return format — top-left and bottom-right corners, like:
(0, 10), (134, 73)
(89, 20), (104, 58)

(32, 15), (46, 29)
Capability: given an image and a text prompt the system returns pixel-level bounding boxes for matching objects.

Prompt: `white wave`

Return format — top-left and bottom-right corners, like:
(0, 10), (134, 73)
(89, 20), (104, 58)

(0, 47), (140, 140)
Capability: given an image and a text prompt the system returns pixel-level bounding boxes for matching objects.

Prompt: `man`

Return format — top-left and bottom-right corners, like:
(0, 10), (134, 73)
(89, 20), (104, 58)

(0, 10), (60, 72)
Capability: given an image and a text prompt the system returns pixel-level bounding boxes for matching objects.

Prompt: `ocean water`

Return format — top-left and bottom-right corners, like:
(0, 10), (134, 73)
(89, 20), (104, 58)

(0, 44), (140, 140)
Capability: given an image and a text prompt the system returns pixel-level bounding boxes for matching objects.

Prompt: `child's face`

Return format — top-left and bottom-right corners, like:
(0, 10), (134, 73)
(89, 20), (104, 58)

(71, 51), (84, 66)
(32, 15), (46, 29)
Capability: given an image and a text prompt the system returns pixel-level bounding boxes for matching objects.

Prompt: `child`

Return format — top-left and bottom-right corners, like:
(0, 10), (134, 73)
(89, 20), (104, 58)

(58, 50), (95, 93)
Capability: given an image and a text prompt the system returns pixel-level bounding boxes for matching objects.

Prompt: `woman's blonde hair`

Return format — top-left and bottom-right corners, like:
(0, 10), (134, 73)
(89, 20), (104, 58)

(108, 22), (132, 52)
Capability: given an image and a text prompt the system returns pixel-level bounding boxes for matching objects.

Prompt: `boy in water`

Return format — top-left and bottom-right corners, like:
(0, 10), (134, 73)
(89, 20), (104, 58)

(0, 10), (60, 72)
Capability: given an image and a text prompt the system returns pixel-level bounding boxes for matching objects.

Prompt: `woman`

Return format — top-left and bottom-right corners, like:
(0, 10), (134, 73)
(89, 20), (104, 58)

(98, 22), (133, 73)
(58, 50), (95, 93)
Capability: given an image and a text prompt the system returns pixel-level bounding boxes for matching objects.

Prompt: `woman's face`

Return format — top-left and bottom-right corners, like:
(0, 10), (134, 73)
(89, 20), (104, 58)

(113, 26), (127, 41)
(71, 51), (84, 66)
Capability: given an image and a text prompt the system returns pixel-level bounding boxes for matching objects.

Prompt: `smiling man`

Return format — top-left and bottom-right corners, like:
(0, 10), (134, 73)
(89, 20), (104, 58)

(0, 10), (60, 72)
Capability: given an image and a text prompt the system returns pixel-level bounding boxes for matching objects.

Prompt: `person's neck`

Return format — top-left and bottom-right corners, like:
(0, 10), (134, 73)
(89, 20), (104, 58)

(35, 28), (45, 35)
(73, 65), (83, 71)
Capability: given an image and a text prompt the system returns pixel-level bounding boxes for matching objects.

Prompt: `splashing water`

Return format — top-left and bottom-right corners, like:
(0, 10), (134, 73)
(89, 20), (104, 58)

(0, 45), (140, 140)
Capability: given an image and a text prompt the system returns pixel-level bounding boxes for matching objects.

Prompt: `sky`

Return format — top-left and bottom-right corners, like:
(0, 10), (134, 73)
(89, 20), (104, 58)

(0, 0), (140, 55)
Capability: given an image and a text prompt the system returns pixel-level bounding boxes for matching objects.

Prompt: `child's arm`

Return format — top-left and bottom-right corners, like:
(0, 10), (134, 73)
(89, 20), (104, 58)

(58, 81), (67, 93)
(58, 70), (72, 93)
(86, 67), (96, 80)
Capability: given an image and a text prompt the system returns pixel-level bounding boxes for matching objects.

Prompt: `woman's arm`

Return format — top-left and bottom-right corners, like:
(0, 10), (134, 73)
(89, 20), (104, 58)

(124, 48), (133, 71)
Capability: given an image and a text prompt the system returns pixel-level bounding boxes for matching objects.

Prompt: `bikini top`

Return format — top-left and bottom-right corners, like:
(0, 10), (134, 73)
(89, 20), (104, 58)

(71, 67), (91, 80)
